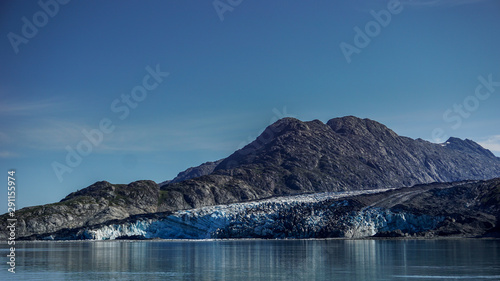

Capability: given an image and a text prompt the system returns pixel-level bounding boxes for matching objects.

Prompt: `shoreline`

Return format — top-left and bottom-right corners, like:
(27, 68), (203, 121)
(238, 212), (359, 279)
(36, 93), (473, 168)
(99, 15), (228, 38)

(4, 236), (500, 244)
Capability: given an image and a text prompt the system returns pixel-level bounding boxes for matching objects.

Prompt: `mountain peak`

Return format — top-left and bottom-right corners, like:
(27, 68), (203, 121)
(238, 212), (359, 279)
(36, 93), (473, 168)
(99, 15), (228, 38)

(445, 137), (496, 159)
(327, 116), (398, 139)
(266, 117), (309, 134)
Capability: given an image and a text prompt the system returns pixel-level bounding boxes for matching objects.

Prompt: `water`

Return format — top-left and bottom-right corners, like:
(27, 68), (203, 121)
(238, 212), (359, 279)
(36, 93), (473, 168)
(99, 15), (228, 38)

(2, 239), (500, 280)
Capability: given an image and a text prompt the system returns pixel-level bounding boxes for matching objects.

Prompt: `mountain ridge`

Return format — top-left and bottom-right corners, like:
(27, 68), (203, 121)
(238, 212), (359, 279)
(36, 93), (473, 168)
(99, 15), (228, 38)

(158, 116), (500, 212)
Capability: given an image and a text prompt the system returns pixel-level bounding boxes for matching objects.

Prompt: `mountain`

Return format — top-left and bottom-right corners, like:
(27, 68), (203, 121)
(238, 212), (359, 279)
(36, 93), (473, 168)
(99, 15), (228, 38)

(158, 159), (223, 187)
(24, 177), (500, 240)
(1, 180), (158, 239)
(158, 116), (500, 212)
(2, 115), (500, 239)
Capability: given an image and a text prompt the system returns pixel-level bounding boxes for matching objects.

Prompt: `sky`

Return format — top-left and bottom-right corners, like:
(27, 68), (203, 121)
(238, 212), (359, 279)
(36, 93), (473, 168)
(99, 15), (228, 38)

(1, 0), (499, 209)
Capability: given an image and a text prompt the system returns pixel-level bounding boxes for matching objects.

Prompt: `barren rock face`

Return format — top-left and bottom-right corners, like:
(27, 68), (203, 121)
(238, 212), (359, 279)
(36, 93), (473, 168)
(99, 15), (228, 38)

(0, 180), (159, 239)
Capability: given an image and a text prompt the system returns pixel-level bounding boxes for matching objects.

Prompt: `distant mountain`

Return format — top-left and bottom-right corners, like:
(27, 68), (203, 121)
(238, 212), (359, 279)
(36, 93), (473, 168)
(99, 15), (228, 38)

(2, 115), (500, 239)
(158, 116), (500, 211)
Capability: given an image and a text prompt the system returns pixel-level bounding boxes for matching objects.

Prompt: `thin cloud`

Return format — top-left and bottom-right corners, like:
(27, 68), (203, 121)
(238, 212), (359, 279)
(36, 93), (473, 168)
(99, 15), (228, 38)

(98, 122), (241, 153)
(13, 120), (87, 150)
(479, 135), (500, 155)
(0, 150), (18, 158)
(1, 108), (288, 155)
(4, 118), (240, 154)
(0, 131), (10, 143)
(0, 99), (66, 116)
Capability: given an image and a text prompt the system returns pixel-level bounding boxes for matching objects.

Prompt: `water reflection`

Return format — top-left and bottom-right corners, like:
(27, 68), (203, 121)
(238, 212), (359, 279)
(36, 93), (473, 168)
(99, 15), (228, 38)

(7, 239), (500, 280)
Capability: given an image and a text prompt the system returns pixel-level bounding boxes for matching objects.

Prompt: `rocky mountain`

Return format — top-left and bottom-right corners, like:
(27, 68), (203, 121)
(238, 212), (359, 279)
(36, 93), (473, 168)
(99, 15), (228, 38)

(158, 159), (223, 187)
(158, 116), (500, 212)
(24, 177), (500, 240)
(2, 115), (500, 239)
(0, 180), (158, 239)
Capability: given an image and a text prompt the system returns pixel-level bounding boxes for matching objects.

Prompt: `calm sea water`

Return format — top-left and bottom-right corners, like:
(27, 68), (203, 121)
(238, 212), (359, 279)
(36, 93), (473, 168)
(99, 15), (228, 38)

(2, 239), (500, 280)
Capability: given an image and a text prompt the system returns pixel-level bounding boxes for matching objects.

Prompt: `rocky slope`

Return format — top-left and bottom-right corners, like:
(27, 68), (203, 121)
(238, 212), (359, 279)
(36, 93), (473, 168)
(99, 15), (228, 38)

(158, 116), (500, 212)
(0, 180), (159, 239)
(26, 178), (500, 240)
(158, 159), (223, 187)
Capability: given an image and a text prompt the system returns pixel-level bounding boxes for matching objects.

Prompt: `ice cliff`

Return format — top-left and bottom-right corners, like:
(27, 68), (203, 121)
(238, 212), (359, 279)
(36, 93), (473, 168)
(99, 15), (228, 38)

(42, 188), (444, 240)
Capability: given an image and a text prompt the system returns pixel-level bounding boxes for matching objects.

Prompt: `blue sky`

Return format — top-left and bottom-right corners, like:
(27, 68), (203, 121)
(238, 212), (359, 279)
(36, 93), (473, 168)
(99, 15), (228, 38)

(1, 0), (499, 209)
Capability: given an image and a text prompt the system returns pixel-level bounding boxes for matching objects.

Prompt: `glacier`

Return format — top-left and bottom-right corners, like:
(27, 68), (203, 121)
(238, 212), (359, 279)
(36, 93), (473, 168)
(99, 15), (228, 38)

(42, 188), (445, 240)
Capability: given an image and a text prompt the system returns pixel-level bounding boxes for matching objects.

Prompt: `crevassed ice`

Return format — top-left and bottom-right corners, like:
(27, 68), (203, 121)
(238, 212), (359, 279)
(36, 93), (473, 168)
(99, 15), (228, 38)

(83, 188), (442, 240)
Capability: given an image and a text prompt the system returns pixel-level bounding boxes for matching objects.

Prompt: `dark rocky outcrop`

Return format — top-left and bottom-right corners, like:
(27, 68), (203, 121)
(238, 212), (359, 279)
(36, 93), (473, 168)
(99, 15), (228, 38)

(0, 180), (159, 239)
